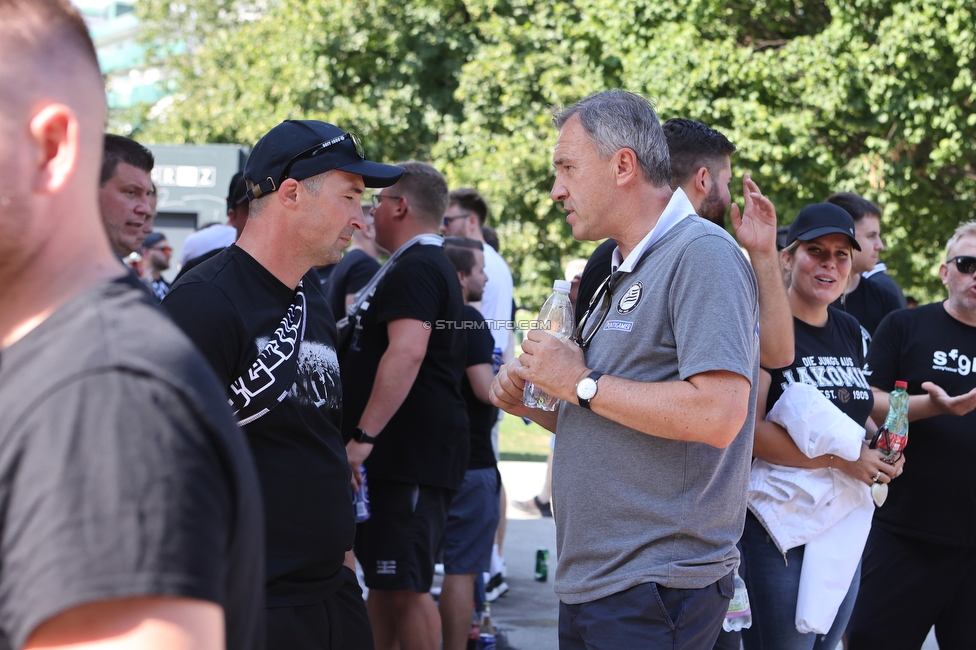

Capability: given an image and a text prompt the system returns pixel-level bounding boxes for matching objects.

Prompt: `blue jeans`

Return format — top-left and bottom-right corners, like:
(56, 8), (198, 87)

(740, 513), (860, 650)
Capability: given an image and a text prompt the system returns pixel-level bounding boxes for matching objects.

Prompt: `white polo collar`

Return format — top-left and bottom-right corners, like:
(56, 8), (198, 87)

(611, 188), (697, 273)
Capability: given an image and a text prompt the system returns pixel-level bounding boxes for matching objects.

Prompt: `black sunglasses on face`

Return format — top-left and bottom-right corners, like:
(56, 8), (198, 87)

(278, 132), (365, 188)
(947, 255), (976, 275)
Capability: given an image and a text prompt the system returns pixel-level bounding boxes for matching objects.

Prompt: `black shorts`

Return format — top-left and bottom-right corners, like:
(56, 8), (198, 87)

(266, 566), (373, 650)
(355, 478), (452, 592)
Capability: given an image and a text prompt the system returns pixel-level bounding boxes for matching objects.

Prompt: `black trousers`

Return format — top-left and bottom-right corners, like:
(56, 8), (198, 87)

(267, 567), (374, 650)
(847, 525), (976, 650)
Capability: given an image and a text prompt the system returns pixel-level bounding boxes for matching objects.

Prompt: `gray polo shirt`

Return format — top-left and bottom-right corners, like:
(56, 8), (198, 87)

(553, 209), (760, 605)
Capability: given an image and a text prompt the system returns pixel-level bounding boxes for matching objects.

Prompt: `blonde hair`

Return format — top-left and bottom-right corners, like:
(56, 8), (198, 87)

(946, 221), (976, 259)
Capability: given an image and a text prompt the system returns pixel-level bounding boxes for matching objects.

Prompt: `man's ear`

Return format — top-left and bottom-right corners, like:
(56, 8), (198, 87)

(694, 166), (710, 194)
(391, 195), (408, 221)
(276, 178), (301, 210)
(29, 104), (78, 194)
(613, 148), (640, 186)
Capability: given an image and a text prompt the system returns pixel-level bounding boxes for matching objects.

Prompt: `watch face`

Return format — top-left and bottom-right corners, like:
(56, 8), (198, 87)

(577, 378), (598, 400)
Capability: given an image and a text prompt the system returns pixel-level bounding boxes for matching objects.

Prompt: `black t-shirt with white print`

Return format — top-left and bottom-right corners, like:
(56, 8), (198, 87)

(764, 307), (874, 427)
(866, 302), (976, 546)
(339, 243), (469, 490)
(0, 274), (263, 650)
(164, 245), (354, 606)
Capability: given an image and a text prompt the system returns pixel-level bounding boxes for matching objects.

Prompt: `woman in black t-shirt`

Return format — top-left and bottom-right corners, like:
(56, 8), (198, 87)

(740, 204), (905, 650)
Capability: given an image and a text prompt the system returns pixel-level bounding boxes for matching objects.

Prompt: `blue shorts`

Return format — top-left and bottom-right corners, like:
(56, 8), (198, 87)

(440, 468), (500, 576)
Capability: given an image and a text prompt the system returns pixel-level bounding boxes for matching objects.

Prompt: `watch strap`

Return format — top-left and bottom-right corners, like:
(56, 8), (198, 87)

(355, 426), (377, 444)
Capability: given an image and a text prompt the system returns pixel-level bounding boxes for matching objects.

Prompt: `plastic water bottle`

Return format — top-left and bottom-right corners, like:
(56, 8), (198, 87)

(870, 380), (909, 462)
(523, 280), (575, 411)
(723, 568), (752, 632)
(477, 602), (496, 650)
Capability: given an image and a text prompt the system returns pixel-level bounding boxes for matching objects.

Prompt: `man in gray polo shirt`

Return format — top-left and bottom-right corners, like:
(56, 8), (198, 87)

(491, 90), (760, 649)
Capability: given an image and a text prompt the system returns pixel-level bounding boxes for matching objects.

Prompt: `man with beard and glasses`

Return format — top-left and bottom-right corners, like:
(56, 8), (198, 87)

(576, 118), (793, 370)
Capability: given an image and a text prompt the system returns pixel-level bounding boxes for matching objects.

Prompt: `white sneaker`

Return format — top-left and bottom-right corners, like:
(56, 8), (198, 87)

(485, 572), (509, 601)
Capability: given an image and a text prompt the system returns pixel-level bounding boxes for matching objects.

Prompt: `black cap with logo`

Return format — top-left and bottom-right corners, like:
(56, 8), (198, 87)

(244, 120), (404, 201)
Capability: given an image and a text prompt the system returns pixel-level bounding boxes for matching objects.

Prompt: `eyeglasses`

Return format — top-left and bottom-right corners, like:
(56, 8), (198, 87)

(279, 132), (364, 187)
(947, 255), (976, 275)
(371, 193), (402, 208)
(574, 272), (623, 349)
(442, 214), (467, 228)
(151, 246), (173, 254)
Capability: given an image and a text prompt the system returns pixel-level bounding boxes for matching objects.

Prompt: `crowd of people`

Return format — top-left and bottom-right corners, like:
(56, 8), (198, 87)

(1, 2), (974, 650)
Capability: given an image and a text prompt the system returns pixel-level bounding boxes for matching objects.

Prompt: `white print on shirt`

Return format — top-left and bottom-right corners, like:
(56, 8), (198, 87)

(779, 355), (872, 403)
(253, 338), (342, 409)
(933, 349), (973, 376)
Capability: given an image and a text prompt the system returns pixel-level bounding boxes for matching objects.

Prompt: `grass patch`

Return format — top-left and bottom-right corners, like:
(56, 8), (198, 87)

(498, 413), (551, 462)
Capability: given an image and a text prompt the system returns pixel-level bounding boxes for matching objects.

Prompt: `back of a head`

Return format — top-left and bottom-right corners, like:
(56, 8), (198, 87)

(825, 191), (881, 223)
(553, 90), (671, 188)
(443, 237), (482, 275)
(0, 1), (102, 102)
(394, 161), (449, 228)
(101, 134), (154, 186)
(663, 118), (736, 189)
(0, 0), (105, 184)
(448, 188), (489, 227)
(482, 225), (500, 252)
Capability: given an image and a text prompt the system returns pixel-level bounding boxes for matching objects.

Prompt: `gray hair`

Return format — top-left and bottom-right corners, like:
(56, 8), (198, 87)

(553, 90), (671, 188)
(247, 171), (330, 218)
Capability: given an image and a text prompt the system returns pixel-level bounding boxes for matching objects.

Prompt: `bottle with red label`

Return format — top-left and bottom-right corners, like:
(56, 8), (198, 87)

(870, 380), (909, 463)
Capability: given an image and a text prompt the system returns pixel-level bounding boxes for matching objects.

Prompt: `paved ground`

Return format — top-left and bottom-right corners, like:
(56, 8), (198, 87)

(489, 461), (939, 650)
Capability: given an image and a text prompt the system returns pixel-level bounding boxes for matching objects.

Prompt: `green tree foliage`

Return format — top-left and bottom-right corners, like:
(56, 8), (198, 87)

(135, 0), (975, 307)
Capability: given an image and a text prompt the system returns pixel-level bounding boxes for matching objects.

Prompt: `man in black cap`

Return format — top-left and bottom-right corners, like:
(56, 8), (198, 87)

(164, 119), (404, 650)
(139, 231), (172, 300)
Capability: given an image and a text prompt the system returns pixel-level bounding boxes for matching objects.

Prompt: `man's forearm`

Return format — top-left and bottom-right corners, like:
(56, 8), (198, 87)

(584, 371), (750, 448)
(750, 250), (794, 369)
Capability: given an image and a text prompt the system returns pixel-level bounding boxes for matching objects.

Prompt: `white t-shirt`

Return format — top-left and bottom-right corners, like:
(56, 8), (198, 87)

(181, 224), (236, 265)
(476, 243), (514, 356)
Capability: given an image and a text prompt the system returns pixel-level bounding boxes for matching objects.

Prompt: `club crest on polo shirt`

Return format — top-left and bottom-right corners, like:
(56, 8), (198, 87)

(616, 281), (643, 314)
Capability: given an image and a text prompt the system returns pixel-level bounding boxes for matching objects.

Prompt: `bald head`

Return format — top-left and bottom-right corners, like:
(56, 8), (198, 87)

(0, 0), (104, 116)
(0, 0), (106, 189)
(0, 0), (112, 297)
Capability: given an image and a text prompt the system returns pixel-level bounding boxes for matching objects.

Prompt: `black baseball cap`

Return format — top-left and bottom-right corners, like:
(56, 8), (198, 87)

(244, 120), (404, 200)
(786, 203), (861, 251)
(227, 171), (248, 210)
